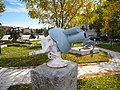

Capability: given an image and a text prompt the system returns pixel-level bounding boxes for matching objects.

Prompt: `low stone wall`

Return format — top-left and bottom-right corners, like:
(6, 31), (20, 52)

(1, 45), (7, 48)
(69, 47), (99, 55)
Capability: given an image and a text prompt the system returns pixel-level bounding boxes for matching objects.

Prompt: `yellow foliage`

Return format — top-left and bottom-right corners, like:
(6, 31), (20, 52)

(23, 0), (106, 28)
(102, 1), (120, 33)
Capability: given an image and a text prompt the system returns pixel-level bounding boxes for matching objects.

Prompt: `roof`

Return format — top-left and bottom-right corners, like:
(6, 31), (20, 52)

(0, 25), (13, 28)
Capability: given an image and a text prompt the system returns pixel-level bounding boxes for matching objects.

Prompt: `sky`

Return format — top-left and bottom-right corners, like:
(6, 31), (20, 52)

(0, 0), (47, 29)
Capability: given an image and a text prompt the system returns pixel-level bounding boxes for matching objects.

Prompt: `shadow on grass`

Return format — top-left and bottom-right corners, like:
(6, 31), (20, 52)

(77, 79), (86, 90)
(8, 84), (32, 90)
(7, 80), (85, 90)
(97, 44), (120, 53)
(0, 53), (50, 67)
(7, 44), (42, 50)
(28, 45), (42, 50)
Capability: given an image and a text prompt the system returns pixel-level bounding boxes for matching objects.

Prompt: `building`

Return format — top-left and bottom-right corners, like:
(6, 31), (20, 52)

(0, 25), (37, 35)
(0, 25), (13, 31)
(86, 29), (98, 40)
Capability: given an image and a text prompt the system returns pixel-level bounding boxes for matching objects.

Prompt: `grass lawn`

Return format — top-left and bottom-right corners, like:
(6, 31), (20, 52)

(97, 44), (120, 53)
(72, 42), (82, 47)
(0, 45), (49, 67)
(0, 45), (109, 67)
(8, 74), (120, 90)
(62, 50), (109, 64)
(77, 74), (120, 90)
(0, 44), (109, 67)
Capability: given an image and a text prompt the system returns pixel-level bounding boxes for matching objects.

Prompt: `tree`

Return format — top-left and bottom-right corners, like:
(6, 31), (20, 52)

(43, 28), (49, 37)
(0, 0), (5, 39)
(0, 0), (5, 14)
(91, 6), (104, 37)
(29, 29), (36, 39)
(71, 0), (104, 28)
(0, 0), (5, 54)
(0, 27), (6, 54)
(23, 0), (104, 28)
(101, 0), (120, 45)
(8, 27), (22, 42)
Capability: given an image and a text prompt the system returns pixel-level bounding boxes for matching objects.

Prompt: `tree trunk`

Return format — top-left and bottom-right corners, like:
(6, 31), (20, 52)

(12, 38), (17, 42)
(110, 39), (113, 49)
(0, 44), (1, 55)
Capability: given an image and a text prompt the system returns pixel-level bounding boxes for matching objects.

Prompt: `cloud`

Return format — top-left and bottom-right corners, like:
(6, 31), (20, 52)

(16, 3), (24, 7)
(4, 0), (25, 7)
(4, 0), (18, 3)
(2, 23), (47, 29)
(5, 7), (28, 13)
(10, 2), (24, 7)
(4, 0), (27, 13)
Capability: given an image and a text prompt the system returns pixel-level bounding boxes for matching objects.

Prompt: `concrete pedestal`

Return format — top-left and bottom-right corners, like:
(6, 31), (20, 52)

(31, 60), (78, 90)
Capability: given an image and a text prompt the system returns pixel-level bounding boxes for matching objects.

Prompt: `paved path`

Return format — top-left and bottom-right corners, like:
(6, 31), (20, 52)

(78, 62), (120, 78)
(0, 47), (120, 90)
(77, 47), (120, 78)
(98, 47), (120, 62)
(0, 68), (32, 90)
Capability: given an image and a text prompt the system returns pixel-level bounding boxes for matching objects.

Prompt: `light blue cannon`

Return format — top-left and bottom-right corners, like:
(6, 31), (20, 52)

(49, 26), (87, 53)
(29, 26), (88, 67)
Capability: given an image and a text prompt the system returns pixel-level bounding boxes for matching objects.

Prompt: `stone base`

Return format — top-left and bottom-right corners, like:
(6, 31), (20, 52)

(31, 60), (78, 90)
(1, 45), (7, 48)
(69, 47), (99, 55)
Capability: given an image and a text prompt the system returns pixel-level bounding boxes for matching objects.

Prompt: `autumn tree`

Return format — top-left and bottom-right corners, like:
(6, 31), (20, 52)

(0, 27), (6, 54)
(0, 0), (5, 14)
(91, 5), (104, 37)
(8, 27), (23, 42)
(0, 0), (5, 54)
(101, 0), (120, 45)
(23, 0), (104, 28)
(71, 0), (104, 28)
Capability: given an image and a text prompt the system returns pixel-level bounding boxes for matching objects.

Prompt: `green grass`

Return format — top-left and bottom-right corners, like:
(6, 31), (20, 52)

(8, 74), (120, 90)
(8, 84), (32, 90)
(62, 51), (109, 64)
(72, 42), (82, 47)
(29, 40), (40, 46)
(29, 40), (40, 43)
(77, 74), (120, 90)
(0, 45), (109, 67)
(0, 45), (49, 67)
(97, 44), (120, 53)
